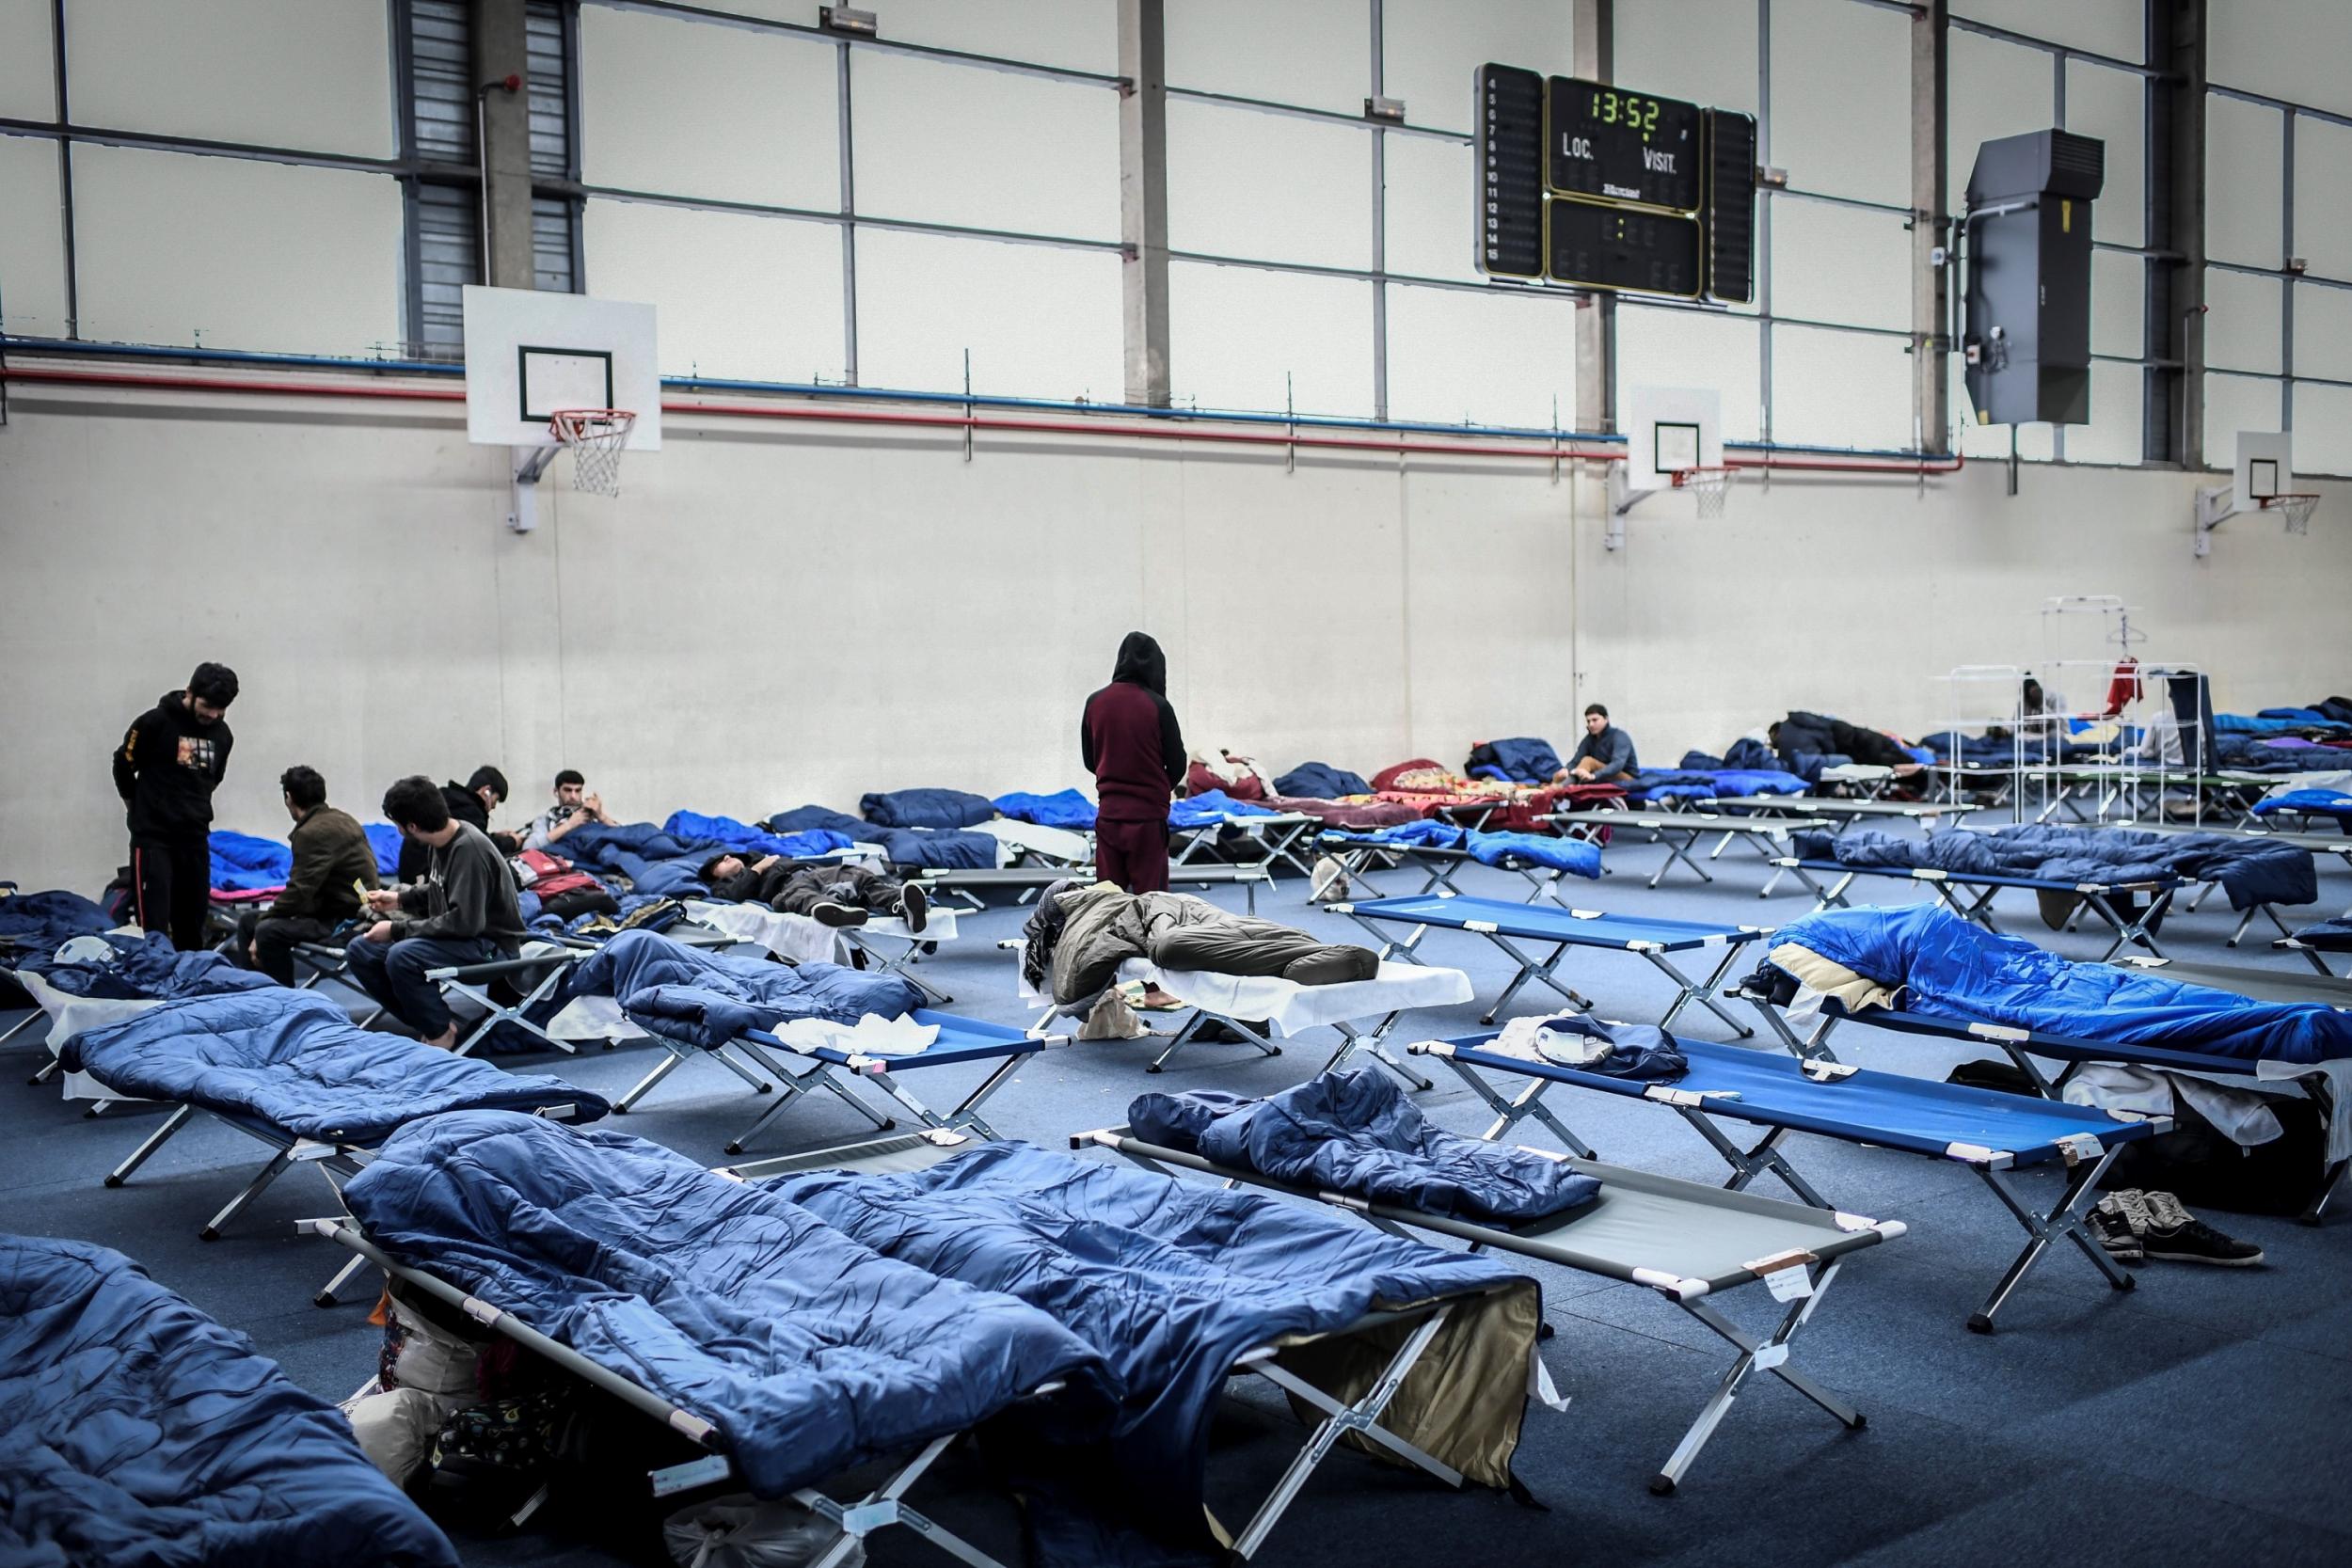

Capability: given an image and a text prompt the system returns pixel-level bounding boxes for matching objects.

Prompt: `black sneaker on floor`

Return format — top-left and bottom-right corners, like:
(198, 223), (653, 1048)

(898, 882), (929, 935)
(2142, 1219), (2265, 1266)
(2088, 1204), (2145, 1264)
(811, 901), (869, 928)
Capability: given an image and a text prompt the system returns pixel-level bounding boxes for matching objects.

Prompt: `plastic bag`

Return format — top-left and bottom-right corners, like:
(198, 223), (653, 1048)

(662, 1496), (862, 1568)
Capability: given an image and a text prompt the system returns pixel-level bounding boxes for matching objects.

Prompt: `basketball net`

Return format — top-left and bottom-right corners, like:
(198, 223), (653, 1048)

(549, 409), (636, 498)
(1674, 465), (1735, 518)
(2261, 493), (2318, 536)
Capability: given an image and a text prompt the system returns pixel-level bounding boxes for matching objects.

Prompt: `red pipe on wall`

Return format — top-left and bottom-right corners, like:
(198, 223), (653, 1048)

(3, 365), (1964, 476)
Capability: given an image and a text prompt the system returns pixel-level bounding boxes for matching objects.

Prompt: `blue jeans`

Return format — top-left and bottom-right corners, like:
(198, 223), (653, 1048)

(344, 934), (502, 1037)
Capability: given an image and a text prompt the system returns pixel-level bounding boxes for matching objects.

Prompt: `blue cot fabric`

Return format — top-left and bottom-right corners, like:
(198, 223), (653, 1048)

(341, 1113), (1117, 1503)
(1629, 768), (1808, 802)
(207, 830), (292, 891)
(364, 822), (403, 876)
(994, 789), (1099, 829)
(1354, 818), (1466, 848)
(1770, 904), (2352, 1064)
(1168, 788), (1278, 828)
(1350, 895), (1752, 951)
(561, 928), (922, 1051)
(1272, 763), (1372, 799)
(24, 931), (274, 1002)
(1129, 1068), (1599, 1224)
(1465, 830), (1603, 878)
(1792, 822), (2313, 911)
(861, 788), (998, 831)
(0, 890), (115, 950)
(774, 1141), (1533, 1564)
(0, 1233), (459, 1568)
(61, 990), (609, 1144)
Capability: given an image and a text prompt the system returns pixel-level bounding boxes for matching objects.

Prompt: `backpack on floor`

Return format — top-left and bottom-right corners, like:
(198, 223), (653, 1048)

(2098, 1092), (2330, 1216)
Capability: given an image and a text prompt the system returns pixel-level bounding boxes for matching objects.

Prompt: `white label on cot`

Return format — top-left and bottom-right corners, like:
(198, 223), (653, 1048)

(1765, 1266), (1815, 1303)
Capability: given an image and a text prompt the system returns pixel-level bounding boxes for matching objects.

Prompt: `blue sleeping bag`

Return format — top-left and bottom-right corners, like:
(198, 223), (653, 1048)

(862, 787), (997, 831)
(0, 890), (115, 950)
(12, 931), (274, 1002)
(207, 831), (291, 892)
(774, 1141), (1535, 1565)
(0, 1233), (458, 1568)
(662, 810), (851, 861)
(1130, 1068), (1599, 1224)
(2254, 789), (2352, 832)
(994, 789), (1100, 830)
(561, 928), (922, 1050)
(341, 1113), (1117, 1502)
(1272, 762), (1372, 799)
(364, 823), (403, 877)
(1466, 829), (1603, 878)
(1350, 818), (1466, 849)
(1792, 822), (2312, 911)
(61, 990), (610, 1144)
(1465, 736), (1562, 784)
(1168, 788), (1276, 829)
(1770, 904), (2352, 1064)
(766, 805), (996, 869)
(2293, 917), (2352, 952)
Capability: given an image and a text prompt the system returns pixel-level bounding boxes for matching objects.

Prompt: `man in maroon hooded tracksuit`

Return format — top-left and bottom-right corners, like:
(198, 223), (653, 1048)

(1081, 631), (1185, 895)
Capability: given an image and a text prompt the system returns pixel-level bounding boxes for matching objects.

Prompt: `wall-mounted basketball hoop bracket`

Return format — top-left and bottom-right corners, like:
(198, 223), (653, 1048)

(462, 285), (660, 534)
(2195, 430), (2314, 560)
(1606, 388), (1724, 549)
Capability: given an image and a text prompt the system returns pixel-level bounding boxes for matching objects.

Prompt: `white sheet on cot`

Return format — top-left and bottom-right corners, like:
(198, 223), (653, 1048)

(1113, 958), (1472, 1037)
(20, 971), (160, 1101)
(978, 817), (1091, 864)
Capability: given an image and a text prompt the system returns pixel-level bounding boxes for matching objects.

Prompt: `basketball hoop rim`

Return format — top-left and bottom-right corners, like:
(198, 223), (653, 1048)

(548, 407), (638, 442)
(2255, 492), (2320, 506)
(1670, 465), (1736, 489)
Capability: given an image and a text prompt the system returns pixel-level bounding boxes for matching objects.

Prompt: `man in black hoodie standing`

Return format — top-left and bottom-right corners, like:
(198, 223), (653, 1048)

(111, 662), (238, 950)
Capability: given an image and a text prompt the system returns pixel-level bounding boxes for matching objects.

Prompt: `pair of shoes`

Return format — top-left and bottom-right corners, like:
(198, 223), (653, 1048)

(2141, 1190), (2265, 1267)
(896, 882), (929, 935)
(811, 901), (869, 928)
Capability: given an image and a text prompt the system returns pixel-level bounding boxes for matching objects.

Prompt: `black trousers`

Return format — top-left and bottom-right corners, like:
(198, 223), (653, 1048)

(233, 911), (337, 986)
(132, 834), (212, 952)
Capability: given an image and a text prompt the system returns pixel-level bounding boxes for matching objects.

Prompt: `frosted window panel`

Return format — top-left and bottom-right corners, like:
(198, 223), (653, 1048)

(2204, 269), (2282, 376)
(1771, 198), (1910, 332)
(2203, 95), (2281, 270)
(2292, 281), (2352, 383)
(1381, 0), (1576, 135)
(2211, 0), (2352, 120)
(1952, 356), (2056, 460)
(580, 6), (838, 211)
(1615, 306), (1762, 441)
(2293, 383), (2352, 478)
(1772, 325), (1911, 451)
(1165, 0), (1366, 115)
(1167, 99), (1371, 270)
(65, 0), (391, 157)
(857, 229), (1122, 402)
(1771, 0), (1909, 206)
(1168, 261), (1373, 418)
(583, 198), (844, 383)
(72, 146), (400, 355)
(1948, 29), (2056, 215)
(1953, 1), (2142, 61)
(2090, 249), (2142, 359)
(0, 0), (53, 119)
(2065, 360), (2142, 467)
(2293, 118), (2352, 282)
(1614, 0), (1756, 119)
(853, 53), (1118, 240)
(2201, 372), (2281, 467)
(873, 1), (1117, 75)
(0, 136), (68, 337)
(1383, 134), (1480, 285)
(2065, 62), (2143, 248)
(1384, 283), (1575, 431)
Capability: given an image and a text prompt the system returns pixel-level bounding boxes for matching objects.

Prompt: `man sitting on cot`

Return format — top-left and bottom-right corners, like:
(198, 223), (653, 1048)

(1556, 702), (1639, 784)
(230, 765), (380, 985)
(520, 768), (619, 850)
(349, 775), (530, 1050)
(699, 852), (929, 933)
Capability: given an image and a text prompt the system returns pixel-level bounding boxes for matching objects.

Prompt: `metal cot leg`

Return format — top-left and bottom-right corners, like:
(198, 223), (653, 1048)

(1967, 1149), (2132, 1334)
(1658, 1259), (1860, 1494)
(1641, 944), (1753, 1037)
(1429, 1054), (1597, 1157)
(103, 1102), (196, 1187)
(1320, 1014), (1432, 1091)
(1478, 934), (1588, 1024)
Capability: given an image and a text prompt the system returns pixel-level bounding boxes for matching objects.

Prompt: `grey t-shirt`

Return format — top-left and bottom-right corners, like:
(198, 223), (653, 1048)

(396, 820), (529, 951)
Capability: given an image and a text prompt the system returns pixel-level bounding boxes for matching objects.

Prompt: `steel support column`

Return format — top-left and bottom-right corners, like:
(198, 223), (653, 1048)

(2148, 0), (2206, 467)
(1913, 0), (1951, 453)
(473, 0), (536, 289)
(1118, 0), (1171, 407)
(1572, 0), (1613, 433)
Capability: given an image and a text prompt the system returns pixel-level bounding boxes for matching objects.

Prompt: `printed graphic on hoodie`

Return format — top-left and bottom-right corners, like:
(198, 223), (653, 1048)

(176, 736), (218, 774)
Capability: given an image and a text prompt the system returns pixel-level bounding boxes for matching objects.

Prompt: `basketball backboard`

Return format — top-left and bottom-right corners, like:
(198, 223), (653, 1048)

(462, 286), (660, 451)
(1624, 386), (1722, 491)
(2234, 429), (2290, 505)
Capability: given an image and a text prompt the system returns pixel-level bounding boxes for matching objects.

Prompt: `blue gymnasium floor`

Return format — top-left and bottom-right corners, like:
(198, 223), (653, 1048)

(5, 822), (2350, 1567)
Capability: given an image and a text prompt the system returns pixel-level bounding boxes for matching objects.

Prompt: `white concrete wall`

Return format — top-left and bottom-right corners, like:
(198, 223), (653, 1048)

(3, 375), (2346, 892)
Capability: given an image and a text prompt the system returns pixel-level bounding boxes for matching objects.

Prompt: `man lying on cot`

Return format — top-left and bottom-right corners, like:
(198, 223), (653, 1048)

(1555, 702), (1640, 784)
(520, 768), (620, 850)
(351, 775), (531, 1050)
(699, 852), (929, 933)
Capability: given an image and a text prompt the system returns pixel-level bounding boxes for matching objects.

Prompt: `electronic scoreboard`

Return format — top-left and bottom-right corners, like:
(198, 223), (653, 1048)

(1476, 64), (1755, 305)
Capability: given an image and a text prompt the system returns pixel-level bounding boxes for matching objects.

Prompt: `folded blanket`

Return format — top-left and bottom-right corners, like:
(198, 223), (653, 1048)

(861, 788), (997, 831)
(1168, 788), (1278, 829)
(1130, 1067), (1599, 1224)
(1272, 762), (1372, 799)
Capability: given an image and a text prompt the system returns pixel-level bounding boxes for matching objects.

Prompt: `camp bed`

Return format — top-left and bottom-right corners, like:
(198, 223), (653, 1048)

(1332, 893), (1766, 1034)
(1073, 1122), (1902, 1495)
(1768, 857), (2178, 959)
(1170, 809), (1321, 877)
(1409, 1031), (2165, 1333)
(2102, 818), (2351, 934)
(2276, 935), (2345, 978)
(685, 896), (963, 1001)
(1698, 796), (1984, 833)
(1544, 808), (1832, 893)
(915, 863), (1273, 913)
(723, 1128), (1521, 1560)
(1314, 832), (1596, 906)
(1108, 958), (1473, 1083)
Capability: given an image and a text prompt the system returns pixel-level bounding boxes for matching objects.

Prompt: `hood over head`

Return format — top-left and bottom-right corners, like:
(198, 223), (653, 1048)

(1111, 631), (1167, 694)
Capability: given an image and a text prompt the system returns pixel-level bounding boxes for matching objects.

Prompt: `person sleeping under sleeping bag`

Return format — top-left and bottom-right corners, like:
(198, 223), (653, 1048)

(700, 852), (928, 932)
(1021, 878), (1378, 1006)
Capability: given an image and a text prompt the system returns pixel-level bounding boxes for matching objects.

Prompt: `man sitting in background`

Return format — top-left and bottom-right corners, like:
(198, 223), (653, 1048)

(230, 766), (379, 984)
(700, 851), (928, 932)
(521, 768), (618, 850)
(351, 775), (529, 1049)
(1559, 703), (1639, 784)
(395, 766), (509, 880)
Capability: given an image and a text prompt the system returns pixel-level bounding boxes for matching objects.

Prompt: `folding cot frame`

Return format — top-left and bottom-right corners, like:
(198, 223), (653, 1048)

(2101, 818), (2352, 937)
(721, 1127), (1505, 1561)
(1769, 858), (2178, 960)
(1169, 809), (1322, 878)
(306, 1209), (1057, 1566)
(1741, 972), (2352, 1227)
(917, 863), (1273, 914)
(1331, 893), (1766, 1034)
(1543, 808), (1833, 894)
(1073, 1124), (1904, 1496)
(1690, 797), (1985, 897)
(2276, 936), (2346, 978)
(1313, 832), (1597, 908)
(1408, 1035), (2164, 1334)
(612, 1007), (1072, 1156)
